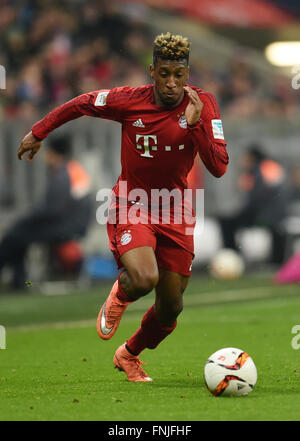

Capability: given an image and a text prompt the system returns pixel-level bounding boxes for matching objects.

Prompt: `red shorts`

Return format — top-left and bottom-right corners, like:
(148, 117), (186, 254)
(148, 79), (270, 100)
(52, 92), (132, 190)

(107, 220), (195, 277)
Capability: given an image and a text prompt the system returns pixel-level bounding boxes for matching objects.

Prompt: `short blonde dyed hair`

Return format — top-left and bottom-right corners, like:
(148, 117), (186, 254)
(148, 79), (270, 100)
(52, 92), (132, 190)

(153, 32), (190, 65)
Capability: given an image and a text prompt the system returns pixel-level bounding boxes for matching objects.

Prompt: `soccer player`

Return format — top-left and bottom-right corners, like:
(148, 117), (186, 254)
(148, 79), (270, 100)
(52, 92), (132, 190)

(18, 33), (229, 382)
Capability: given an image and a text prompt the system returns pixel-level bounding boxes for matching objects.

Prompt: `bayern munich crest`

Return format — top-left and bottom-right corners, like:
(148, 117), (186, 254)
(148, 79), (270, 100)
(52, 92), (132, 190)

(120, 232), (132, 246)
(178, 115), (187, 129)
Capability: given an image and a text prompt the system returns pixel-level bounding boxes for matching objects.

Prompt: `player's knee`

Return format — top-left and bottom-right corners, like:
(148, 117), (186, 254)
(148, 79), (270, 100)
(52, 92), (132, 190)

(131, 269), (159, 296)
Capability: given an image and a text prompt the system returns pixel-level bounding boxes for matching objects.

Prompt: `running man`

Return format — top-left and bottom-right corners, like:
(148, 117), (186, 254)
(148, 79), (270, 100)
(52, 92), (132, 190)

(18, 33), (229, 382)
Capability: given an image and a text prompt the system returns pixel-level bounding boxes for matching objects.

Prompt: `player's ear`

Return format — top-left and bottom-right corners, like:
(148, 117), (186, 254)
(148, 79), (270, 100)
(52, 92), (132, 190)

(149, 65), (154, 79)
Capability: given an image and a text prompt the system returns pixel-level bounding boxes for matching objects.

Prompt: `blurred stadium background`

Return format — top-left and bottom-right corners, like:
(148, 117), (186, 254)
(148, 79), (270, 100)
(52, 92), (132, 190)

(0, 0), (300, 291)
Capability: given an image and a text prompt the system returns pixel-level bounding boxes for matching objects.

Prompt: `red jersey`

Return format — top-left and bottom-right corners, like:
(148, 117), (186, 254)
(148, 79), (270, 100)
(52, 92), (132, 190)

(31, 85), (228, 201)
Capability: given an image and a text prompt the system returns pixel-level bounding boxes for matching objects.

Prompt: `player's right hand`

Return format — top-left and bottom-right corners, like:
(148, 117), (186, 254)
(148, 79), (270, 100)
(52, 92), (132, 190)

(18, 131), (42, 161)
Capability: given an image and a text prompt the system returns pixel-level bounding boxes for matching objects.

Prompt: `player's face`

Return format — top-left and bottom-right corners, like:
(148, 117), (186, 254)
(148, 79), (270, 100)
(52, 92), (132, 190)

(150, 58), (189, 108)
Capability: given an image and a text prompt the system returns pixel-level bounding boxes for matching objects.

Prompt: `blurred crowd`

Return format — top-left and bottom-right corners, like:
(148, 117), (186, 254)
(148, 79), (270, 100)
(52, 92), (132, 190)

(190, 59), (300, 119)
(0, 0), (153, 120)
(218, 144), (300, 266)
(0, 0), (299, 120)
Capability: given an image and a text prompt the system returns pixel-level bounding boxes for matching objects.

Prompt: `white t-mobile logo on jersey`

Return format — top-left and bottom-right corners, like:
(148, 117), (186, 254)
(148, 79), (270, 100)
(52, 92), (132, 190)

(136, 135), (185, 157)
(136, 134), (157, 158)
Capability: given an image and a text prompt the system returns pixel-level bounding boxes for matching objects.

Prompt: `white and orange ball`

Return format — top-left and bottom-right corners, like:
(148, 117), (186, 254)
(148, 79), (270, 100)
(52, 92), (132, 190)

(204, 347), (257, 397)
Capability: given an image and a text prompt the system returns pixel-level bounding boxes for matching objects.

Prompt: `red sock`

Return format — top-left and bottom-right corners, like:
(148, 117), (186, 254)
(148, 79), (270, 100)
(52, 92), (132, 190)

(126, 304), (177, 355)
(115, 271), (131, 303)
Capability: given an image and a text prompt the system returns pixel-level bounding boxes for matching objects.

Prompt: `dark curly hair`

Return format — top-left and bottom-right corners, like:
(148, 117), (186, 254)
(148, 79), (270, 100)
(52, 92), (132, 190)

(153, 32), (190, 66)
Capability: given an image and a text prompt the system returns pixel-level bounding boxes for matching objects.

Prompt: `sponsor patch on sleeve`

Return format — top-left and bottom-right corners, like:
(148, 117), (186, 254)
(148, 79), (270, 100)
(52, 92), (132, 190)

(94, 90), (110, 106)
(211, 119), (224, 140)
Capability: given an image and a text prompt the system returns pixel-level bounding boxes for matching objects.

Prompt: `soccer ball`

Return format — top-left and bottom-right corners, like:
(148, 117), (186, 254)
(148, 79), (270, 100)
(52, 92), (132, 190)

(204, 347), (257, 397)
(210, 248), (245, 280)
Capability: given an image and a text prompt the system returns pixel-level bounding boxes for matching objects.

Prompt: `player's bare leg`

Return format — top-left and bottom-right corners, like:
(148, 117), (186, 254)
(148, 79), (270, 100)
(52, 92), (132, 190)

(119, 246), (159, 299)
(154, 269), (189, 327)
(97, 246), (159, 340)
(116, 269), (189, 382)
(97, 246), (159, 382)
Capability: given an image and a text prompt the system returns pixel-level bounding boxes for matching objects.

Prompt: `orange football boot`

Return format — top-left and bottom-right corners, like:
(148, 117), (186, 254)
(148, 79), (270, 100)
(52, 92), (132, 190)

(97, 281), (130, 340)
(113, 344), (153, 382)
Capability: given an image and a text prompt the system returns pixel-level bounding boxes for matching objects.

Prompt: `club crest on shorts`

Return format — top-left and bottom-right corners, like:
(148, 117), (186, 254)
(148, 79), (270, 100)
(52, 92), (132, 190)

(120, 231), (132, 246)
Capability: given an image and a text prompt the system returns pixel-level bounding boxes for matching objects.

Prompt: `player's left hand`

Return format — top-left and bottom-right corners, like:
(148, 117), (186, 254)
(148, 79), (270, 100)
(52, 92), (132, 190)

(184, 86), (203, 126)
(18, 131), (42, 161)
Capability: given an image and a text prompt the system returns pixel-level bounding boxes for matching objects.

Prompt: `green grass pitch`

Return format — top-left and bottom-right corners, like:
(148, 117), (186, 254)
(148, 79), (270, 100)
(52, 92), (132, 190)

(1, 275), (300, 421)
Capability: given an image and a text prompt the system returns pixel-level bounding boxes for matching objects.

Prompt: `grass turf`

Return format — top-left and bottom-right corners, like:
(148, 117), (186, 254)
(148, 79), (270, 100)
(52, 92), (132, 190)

(1, 275), (300, 421)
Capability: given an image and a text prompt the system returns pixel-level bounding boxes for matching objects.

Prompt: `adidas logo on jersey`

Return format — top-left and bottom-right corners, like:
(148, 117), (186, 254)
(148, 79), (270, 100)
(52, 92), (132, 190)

(133, 118), (145, 128)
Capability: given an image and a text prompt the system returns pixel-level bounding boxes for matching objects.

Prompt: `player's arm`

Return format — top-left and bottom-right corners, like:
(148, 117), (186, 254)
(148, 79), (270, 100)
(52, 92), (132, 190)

(184, 87), (229, 178)
(18, 89), (120, 161)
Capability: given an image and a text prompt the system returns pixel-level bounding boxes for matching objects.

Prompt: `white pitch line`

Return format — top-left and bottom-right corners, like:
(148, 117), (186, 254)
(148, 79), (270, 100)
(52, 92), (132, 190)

(6, 285), (292, 333)
(184, 286), (277, 305)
